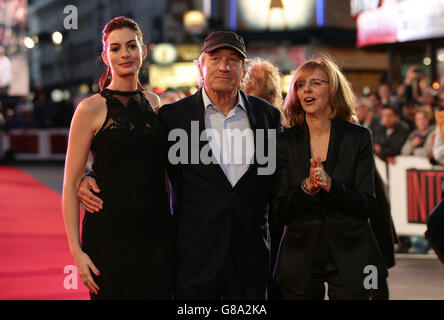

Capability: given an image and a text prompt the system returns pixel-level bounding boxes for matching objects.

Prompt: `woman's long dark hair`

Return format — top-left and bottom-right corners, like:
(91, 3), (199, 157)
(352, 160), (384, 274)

(98, 16), (145, 91)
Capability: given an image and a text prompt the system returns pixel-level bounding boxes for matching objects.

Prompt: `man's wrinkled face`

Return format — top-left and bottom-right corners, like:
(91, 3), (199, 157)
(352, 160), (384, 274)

(200, 48), (245, 94)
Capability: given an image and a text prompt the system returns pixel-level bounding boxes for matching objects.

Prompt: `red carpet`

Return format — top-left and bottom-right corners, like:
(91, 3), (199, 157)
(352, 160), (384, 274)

(0, 165), (89, 299)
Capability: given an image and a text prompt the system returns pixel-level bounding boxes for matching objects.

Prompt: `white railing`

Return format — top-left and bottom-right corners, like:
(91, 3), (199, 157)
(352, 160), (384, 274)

(1, 128), (69, 161)
(376, 155), (444, 236)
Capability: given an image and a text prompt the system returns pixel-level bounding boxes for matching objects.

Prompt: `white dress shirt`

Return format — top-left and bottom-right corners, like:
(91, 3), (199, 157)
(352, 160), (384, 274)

(202, 88), (255, 187)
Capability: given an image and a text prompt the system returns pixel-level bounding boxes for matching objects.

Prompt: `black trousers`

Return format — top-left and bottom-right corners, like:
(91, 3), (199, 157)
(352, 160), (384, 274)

(175, 250), (267, 300)
(282, 262), (370, 300)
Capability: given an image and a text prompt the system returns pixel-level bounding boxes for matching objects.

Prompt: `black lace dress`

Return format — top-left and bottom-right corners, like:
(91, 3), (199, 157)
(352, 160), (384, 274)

(81, 89), (175, 300)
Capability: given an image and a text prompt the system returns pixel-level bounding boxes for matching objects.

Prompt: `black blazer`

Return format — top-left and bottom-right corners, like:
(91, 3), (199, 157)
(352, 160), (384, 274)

(272, 119), (387, 294)
(158, 88), (282, 291)
(373, 121), (410, 160)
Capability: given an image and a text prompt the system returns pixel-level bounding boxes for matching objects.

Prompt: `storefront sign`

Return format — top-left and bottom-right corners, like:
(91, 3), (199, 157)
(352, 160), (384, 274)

(152, 43), (178, 65)
(149, 62), (198, 88)
(236, 0), (315, 31)
(406, 169), (444, 224)
(356, 0), (444, 47)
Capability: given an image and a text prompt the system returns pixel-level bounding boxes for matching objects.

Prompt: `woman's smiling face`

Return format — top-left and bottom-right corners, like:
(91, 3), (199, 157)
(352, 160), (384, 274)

(102, 27), (146, 78)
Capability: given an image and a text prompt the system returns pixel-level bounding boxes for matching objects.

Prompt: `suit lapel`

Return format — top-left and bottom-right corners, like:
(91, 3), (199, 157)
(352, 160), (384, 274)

(243, 92), (260, 165)
(325, 120), (343, 177)
(297, 121), (312, 178)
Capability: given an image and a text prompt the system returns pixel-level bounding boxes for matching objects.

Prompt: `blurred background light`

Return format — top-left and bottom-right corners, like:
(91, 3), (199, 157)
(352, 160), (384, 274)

(24, 36), (35, 49)
(51, 89), (64, 102)
(51, 31), (63, 45)
(79, 84), (90, 94)
(183, 10), (206, 34)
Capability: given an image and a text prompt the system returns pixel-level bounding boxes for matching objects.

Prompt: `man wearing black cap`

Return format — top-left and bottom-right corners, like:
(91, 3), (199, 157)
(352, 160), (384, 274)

(160, 30), (282, 299)
(78, 31), (282, 299)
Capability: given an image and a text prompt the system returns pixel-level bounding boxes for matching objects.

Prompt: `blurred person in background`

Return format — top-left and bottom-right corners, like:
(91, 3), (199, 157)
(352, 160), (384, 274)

(425, 185), (444, 264)
(396, 84), (407, 106)
(401, 106), (434, 158)
(15, 95), (34, 129)
(273, 55), (387, 300)
(373, 105), (410, 164)
(244, 57), (288, 128)
(368, 92), (384, 116)
(62, 16), (174, 300)
(432, 107), (444, 165)
(0, 46), (12, 95)
(378, 83), (398, 107)
(159, 89), (186, 108)
(355, 95), (379, 137)
(420, 87), (438, 110)
(403, 65), (423, 102)
(400, 99), (420, 130)
(437, 90), (444, 109)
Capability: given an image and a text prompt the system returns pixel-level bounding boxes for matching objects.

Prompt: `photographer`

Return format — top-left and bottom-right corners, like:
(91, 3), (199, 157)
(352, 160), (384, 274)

(404, 65), (423, 103)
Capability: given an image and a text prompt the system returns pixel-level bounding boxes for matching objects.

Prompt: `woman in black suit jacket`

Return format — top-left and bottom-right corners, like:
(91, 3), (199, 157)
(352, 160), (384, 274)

(273, 55), (387, 300)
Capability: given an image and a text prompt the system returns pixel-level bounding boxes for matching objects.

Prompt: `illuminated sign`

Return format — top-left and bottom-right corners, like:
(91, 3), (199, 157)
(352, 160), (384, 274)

(236, 0), (316, 31)
(350, 0), (380, 17)
(0, 0), (29, 96)
(152, 43), (178, 65)
(356, 0), (444, 47)
(149, 62), (199, 88)
(176, 44), (202, 62)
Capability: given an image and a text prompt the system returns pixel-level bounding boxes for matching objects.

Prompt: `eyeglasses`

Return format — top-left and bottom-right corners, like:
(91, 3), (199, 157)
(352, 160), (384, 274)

(296, 79), (329, 90)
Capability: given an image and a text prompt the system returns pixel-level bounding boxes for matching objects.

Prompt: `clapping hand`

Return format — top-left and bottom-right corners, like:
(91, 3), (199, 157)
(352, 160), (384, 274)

(309, 157), (331, 192)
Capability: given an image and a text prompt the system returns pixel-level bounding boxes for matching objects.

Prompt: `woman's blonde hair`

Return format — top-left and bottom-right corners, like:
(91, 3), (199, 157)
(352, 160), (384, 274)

(284, 54), (356, 126)
(415, 105), (433, 122)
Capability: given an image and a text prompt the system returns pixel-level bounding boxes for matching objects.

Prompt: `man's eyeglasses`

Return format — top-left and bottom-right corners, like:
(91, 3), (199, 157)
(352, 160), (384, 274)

(296, 79), (329, 90)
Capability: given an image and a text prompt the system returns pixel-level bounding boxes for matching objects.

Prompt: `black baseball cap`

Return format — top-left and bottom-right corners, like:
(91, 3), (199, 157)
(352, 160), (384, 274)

(201, 31), (246, 58)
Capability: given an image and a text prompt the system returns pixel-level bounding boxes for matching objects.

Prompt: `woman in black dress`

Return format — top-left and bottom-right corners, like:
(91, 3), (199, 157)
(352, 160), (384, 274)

(62, 17), (174, 299)
(272, 55), (387, 300)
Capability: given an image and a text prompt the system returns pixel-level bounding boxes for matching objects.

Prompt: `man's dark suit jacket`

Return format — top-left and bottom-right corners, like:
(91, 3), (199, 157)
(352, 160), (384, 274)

(373, 121), (410, 160)
(158, 88), (282, 295)
(273, 119), (388, 294)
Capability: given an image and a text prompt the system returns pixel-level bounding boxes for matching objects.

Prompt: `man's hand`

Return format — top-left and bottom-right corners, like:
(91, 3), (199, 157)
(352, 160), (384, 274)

(77, 177), (103, 213)
(404, 65), (420, 85)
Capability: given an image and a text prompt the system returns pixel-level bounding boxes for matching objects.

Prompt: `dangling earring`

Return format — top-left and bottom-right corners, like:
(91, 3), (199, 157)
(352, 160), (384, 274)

(107, 74), (111, 80)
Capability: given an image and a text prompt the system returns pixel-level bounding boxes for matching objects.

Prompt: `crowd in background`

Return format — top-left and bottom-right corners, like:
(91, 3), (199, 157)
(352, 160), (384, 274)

(0, 85), (74, 131)
(2, 59), (444, 171)
(355, 65), (444, 168)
